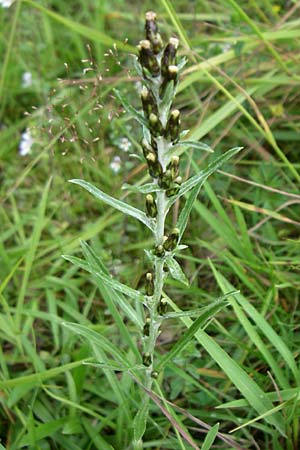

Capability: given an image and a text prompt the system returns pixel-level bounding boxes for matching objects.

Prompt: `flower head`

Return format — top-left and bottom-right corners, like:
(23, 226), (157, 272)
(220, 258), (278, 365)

(118, 137), (131, 152)
(110, 156), (122, 173)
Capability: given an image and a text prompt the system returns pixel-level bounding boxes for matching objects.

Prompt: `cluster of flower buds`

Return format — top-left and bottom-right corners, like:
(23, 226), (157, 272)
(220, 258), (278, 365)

(157, 297), (168, 315)
(143, 317), (151, 336)
(140, 12), (182, 369)
(142, 352), (152, 367)
(138, 12), (182, 206)
(163, 228), (180, 252)
(138, 12), (179, 83)
(145, 272), (154, 296)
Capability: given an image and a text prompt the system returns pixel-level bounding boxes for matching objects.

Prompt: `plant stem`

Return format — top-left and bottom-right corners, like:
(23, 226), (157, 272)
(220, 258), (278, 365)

(144, 144), (169, 389)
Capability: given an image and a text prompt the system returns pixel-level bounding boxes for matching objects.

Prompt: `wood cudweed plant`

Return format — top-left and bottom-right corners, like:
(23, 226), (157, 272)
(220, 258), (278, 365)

(64, 12), (242, 449)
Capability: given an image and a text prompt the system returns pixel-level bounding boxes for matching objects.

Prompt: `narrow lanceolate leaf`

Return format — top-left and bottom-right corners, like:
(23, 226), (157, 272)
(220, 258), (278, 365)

(165, 256), (189, 286)
(63, 322), (130, 367)
(69, 179), (154, 231)
(164, 294), (237, 319)
(62, 255), (144, 303)
(201, 423), (219, 450)
(133, 397), (150, 446)
(122, 182), (161, 194)
(166, 296), (286, 435)
(113, 89), (148, 127)
(80, 241), (143, 331)
(173, 140), (214, 153)
(157, 296), (231, 371)
(210, 264), (299, 382)
(176, 147), (243, 239)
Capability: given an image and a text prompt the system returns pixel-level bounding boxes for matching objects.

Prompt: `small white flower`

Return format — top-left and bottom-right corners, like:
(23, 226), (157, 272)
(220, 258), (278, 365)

(22, 72), (33, 88)
(0, 0), (15, 7)
(134, 81), (142, 94)
(118, 137), (131, 152)
(110, 156), (121, 173)
(19, 129), (34, 156)
(221, 43), (232, 53)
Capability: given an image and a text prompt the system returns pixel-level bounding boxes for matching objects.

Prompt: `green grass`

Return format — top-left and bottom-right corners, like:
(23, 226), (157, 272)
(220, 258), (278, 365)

(1, 0), (300, 449)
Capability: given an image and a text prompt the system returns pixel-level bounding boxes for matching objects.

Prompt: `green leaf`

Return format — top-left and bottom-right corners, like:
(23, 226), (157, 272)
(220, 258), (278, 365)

(179, 147), (243, 198)
(157, 296), (230, 371)
(176, 147), (243, 238)
(23, 0), (135, 52)
(62, 254), (145, 304)
(18, 417), (67, 447)
(69, 179), (154, 231)
(165, 256), (189, 286)
(133, 397), (150, 445)
(201, 423), (219, 450)
(84, 361), (144, 372)
(210, 263), (299, 383)
(0, 359), (89, 389)
(63, 322), (130, 367)
(114, 88), (148, 127)
(122, 182), (161, 194)
(80, 241), (143, 329)
(164, 294), (237, 319)
(166, 296), (286, 435)
(217, 387), (300, 409)
(173, 140), (214, 153)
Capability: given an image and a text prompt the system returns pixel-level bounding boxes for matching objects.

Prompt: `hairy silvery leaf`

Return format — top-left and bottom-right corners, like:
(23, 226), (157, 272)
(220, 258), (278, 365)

(62, 254), (144, 303)
(172, 140), (214, 153)
(69, 179), (154, 232)
(157, 293), (238, 371)
(122, 182), (161, 194)
(79, 241), (144, 329)
(63, 322), (130, 366)
(165, 256), (189, 286)
(114, 88), (148, 127)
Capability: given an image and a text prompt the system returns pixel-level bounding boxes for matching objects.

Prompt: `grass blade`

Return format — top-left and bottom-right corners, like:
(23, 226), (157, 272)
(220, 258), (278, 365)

(165, 295), (286, 435)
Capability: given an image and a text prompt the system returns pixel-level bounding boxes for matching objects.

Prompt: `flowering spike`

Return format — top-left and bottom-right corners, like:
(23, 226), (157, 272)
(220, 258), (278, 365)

(166, 183), (181, 197)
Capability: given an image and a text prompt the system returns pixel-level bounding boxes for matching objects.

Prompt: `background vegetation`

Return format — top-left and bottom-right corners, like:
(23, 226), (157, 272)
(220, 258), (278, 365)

(0, 0), (300, 449)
